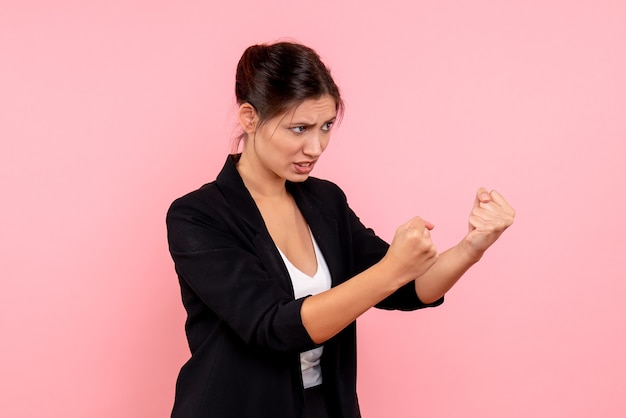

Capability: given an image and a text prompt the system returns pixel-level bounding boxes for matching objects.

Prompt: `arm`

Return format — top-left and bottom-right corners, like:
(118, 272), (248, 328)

(301, 188), (514, 344)
(414, 188), (516, 303)
(167, 193), (315, 353)
(301, 216), (438, 344)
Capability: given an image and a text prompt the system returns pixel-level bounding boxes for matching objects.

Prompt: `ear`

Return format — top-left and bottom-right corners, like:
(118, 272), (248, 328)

(238, 103), (258, 134)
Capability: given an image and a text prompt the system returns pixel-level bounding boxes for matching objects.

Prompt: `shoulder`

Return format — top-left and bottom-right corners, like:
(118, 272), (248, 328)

(295, 177), (348, 203)
(165, 180), (239, 246)
(167, 181), (223, 221)
(167, 154), (246, 220)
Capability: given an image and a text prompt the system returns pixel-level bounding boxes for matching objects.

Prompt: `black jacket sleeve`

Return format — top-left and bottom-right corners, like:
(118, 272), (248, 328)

(339, 190), (444, 311)
(167, 190), (316, 354)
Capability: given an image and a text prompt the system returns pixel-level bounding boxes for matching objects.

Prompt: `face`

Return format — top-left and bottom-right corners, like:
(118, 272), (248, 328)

(245, 95), (337, 182)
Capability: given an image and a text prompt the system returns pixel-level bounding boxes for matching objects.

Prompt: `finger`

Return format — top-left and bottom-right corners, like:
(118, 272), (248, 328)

(468, 213), (485, 230)
(424, 221), (435, 230)
(471, 204), (514, 231)
(469, 207), (496, 228)
(473, 200), (507, 220)
(489, 190), (516, 217)
(404, 217), (426, 231)
(473, 187), (491, 210)
(474, 203), (511, 223)
(478, 200), (503, 215)
(469, 210), (504, 231)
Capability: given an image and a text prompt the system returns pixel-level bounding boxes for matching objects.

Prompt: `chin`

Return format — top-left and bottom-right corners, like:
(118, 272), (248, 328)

(287, 174), (311, 182)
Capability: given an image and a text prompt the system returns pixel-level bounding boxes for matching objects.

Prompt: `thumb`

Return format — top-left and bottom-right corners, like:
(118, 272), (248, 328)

(474, 187), (491, 209)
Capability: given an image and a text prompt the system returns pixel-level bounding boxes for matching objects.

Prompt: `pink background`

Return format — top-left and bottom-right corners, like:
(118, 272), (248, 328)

(2, 1), (625, 417)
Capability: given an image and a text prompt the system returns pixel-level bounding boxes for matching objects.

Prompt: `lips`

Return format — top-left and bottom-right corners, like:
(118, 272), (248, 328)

(293, 160), (316, 174)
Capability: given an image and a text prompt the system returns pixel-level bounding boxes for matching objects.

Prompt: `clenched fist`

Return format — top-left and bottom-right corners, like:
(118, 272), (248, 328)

(384, 216), (439, 285)
(463, 188), (515, 260)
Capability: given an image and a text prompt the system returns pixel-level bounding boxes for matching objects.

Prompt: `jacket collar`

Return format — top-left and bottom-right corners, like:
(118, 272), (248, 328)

(214, 154), (267, 233)
(214, 154), (341, 287)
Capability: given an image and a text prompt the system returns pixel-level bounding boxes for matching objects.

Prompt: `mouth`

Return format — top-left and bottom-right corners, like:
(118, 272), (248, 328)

(293, 160), (316, 174)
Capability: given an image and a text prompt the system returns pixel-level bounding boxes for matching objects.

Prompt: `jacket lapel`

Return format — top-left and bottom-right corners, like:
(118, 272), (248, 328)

(215, 154), (343, 292)
(214, 155), (294, 295)
(288, 182), (342, 288)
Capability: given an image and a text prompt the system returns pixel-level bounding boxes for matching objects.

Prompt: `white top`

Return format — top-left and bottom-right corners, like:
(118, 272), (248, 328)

(276, 230), (332, 389)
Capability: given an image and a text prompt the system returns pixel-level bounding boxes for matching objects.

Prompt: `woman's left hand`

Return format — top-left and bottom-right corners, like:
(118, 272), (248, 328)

(462, 188), (515, 260)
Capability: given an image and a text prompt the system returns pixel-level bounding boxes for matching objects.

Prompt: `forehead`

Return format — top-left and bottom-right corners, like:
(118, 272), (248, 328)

(286, 96), (337, 121)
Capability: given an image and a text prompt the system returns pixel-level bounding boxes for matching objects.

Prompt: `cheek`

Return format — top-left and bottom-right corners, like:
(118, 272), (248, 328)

(321, 135), (331, 151)
(272, 137), (300, 156)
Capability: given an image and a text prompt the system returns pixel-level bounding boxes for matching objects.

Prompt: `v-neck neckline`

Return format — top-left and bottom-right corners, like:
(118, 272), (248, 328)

(275, 227), (319, 279)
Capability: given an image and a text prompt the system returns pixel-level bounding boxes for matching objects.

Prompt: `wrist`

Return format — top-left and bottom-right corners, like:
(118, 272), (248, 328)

(376, 255), (413, 290)
(458, 237), (484, 265)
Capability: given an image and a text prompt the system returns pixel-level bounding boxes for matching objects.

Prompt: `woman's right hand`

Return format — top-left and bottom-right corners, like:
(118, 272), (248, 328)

(382, 217), (438, 285)
(301, 215), (439, 344)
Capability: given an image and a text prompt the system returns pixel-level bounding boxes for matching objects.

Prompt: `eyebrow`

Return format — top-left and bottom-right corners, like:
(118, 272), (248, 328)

(286, 117), (337, 127)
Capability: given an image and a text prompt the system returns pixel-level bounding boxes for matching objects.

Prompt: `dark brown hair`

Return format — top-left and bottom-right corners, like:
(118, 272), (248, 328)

(234, 41), (344, 143)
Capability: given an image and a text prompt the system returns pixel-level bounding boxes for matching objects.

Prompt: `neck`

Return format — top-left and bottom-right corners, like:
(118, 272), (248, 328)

(236, 152), (288, 200)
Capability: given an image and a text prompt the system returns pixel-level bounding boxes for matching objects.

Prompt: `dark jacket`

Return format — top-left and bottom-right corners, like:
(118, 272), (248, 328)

(166, 155), (443, 418)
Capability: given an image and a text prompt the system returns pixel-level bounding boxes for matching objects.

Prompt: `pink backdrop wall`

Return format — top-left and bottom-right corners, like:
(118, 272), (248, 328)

(2, 1), (625, 417)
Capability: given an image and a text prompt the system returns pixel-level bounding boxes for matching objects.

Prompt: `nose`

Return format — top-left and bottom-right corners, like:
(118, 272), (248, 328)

(303, 132), (324, 157)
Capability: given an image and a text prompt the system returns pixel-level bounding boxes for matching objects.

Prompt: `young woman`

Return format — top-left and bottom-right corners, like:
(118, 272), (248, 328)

(166, 41), (515, 418)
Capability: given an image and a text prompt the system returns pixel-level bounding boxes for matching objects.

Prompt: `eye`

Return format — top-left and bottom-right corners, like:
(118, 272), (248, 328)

(290, 126), (306, 133)
(321, 121), (334, 131)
